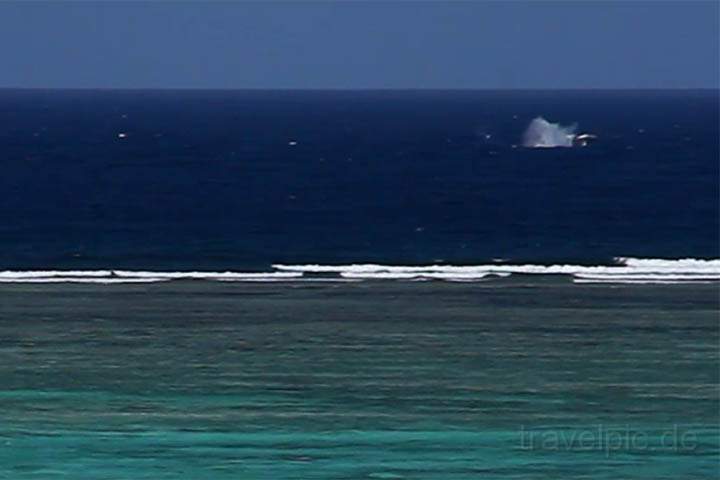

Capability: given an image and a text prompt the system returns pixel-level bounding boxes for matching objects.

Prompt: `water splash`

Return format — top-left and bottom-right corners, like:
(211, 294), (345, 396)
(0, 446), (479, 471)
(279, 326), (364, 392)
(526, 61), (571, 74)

(523, 117), (577, 148)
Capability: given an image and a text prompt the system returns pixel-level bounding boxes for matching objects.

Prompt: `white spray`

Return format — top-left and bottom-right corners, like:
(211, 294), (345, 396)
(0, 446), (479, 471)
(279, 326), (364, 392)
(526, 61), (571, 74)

(522, 117), (577, 148)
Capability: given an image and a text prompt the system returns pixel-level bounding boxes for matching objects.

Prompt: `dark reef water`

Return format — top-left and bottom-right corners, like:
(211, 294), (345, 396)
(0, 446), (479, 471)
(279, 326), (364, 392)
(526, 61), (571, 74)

(0, 281), (718, 479)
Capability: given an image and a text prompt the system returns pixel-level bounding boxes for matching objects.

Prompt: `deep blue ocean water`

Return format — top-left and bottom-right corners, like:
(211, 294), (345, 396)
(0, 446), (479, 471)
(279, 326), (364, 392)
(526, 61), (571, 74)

(0, 89), (717, 269)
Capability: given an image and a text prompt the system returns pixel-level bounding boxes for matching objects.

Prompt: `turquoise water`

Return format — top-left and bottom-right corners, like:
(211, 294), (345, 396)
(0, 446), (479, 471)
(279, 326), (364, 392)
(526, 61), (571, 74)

(0, 280), (718, 478)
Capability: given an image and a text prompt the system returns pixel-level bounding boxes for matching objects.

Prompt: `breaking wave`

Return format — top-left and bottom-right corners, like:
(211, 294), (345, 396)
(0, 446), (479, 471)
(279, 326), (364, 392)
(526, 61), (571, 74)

(273, 257), (720, 284)
(0, 258), (717, 284)
(0, 271), (302, 284)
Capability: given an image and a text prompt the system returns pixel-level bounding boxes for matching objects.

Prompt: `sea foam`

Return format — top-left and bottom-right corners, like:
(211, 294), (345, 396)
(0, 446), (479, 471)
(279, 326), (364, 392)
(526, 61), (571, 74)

(0, 258), (717, 284)
(0, 270), (302, 284)
(273, 258), (720, 284)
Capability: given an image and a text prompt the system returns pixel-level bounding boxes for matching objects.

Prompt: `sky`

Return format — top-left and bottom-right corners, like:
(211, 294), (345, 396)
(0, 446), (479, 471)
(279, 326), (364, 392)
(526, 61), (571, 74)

(0, 1), (717, 89)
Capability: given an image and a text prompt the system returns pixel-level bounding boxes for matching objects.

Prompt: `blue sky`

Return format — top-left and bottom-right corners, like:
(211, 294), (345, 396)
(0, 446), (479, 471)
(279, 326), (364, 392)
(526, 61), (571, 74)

(1, 1), (717, 89)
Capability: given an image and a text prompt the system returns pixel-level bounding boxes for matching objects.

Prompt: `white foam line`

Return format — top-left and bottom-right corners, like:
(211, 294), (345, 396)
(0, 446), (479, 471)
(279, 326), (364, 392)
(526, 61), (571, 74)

(0, 271), (303, 281)
(616, 257), (720, 269)
(216, 278), (362, 283)
(274, 258), (720, 277)
(339, 272), (510, 281)
(0, 277), (170, 284)
(575, 274), (720, 281)
(111, 271), (303, 280)
(573, 279), (714, 285)
(443, 278), (489, 283)
(2, 258), (717, 284)
(0, 270), (113, 278)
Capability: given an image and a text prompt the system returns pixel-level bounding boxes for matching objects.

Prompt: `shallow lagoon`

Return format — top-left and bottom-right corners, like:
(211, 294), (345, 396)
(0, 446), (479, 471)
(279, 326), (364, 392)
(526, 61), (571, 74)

(0, 279), (717, 479)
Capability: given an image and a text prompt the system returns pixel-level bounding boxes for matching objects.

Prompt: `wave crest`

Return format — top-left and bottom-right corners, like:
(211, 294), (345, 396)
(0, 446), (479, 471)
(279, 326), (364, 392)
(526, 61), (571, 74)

(0, 258), (717, 284)
(273, 258), (720, 284)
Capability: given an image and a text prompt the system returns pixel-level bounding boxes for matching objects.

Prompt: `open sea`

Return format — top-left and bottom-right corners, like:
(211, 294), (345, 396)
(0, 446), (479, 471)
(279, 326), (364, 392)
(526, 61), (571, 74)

(0, 89), (718, 478)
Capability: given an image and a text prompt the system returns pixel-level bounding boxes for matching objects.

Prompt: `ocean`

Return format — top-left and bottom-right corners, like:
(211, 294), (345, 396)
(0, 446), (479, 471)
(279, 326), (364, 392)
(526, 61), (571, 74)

(0, 89), (718, 478)
(0, 89), (717, 270)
